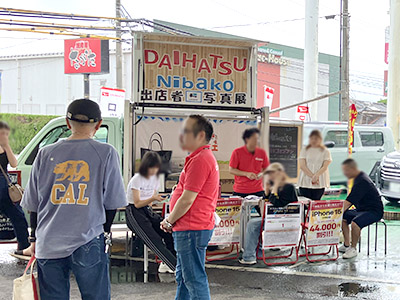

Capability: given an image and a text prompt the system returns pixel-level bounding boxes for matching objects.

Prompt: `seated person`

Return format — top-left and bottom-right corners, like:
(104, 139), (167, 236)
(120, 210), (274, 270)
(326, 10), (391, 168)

(239, 163), (298, 265)
(339, 158), (384, 259)
(126, 151), (176, 273)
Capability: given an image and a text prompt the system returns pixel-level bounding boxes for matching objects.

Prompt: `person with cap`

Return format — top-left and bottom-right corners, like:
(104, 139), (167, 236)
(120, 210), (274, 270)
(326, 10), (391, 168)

(21, 99), (127, 300)
(239, 162), (298, 265)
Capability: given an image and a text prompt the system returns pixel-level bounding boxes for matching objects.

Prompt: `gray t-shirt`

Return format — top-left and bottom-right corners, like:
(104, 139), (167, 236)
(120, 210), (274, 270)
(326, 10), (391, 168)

(21, 138), (128, 259)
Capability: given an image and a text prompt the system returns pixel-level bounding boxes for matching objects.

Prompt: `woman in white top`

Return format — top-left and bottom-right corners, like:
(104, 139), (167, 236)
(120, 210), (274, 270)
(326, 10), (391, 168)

(126, 151), (176, 273)
(298, 130), (332, 200)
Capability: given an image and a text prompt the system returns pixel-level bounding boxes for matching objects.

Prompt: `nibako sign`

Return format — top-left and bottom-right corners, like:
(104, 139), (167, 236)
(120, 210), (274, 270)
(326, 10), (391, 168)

(139, 34), (255, 108)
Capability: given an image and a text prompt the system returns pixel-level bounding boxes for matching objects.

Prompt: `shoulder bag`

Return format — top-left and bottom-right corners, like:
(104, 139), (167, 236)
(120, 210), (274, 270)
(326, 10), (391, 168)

(0, 164), (24, 203)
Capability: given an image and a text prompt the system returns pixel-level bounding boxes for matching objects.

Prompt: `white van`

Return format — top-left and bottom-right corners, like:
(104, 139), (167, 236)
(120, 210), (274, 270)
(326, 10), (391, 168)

(303, 122), (395, 184)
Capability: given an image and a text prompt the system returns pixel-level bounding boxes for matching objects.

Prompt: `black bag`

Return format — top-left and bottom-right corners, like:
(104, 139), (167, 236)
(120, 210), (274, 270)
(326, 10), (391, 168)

(129, 235), (144, 257)
(140, 132), (172, 174)
(0, 213), (15, 240)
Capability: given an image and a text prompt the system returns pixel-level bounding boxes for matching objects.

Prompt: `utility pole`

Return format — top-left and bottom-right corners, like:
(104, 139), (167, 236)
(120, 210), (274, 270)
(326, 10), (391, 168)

(340, 0), (350, 122)
(303, 0), (319, 121)
(388, 0), (400, 149)
(115, 0), (123, 89)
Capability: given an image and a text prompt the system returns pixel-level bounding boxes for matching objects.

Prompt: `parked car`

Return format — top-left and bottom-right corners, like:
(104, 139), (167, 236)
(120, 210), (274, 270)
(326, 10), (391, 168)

(377, 151), (400, 203)
(303, 122), (395, 184)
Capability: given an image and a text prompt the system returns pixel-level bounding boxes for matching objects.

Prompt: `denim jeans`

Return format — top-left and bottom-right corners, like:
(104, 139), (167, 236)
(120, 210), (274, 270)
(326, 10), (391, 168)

(173, 230), (213, 300)
(242, 217), (262, 262)
(0, 174), (29, 250)
(37, 234), (110, 300)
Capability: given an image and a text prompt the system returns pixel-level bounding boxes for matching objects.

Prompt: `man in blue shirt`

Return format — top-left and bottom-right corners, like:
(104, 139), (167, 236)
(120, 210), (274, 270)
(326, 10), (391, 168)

(21, 99), (127, 300)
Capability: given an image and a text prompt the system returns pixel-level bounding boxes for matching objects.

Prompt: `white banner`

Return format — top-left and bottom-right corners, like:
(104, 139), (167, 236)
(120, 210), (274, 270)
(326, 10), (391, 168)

(262, 203), (303, 248)
(99, 87), (125, 117)
(263, 85), (274, 108)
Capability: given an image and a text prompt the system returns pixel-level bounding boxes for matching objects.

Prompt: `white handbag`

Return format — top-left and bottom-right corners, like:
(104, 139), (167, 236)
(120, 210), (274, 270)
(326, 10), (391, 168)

(13, 256), (40, 300)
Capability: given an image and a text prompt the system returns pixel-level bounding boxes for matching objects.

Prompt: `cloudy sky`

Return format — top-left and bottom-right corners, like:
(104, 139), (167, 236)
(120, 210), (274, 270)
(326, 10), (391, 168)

(0, 0), (390, 102)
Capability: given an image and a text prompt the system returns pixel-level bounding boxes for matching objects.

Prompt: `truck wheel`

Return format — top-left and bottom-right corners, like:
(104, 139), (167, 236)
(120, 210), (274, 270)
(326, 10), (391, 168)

(385, 197), (400, 203)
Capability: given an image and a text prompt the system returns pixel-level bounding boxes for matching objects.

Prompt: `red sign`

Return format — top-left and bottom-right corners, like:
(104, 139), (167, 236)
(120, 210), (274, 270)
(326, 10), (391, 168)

(64, 38), (109, 74)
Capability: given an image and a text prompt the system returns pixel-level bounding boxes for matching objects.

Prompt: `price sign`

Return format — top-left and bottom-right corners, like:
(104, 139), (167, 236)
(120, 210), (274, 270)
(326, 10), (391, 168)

(209, 198), (242, 245)
(306, 200), (344, 246)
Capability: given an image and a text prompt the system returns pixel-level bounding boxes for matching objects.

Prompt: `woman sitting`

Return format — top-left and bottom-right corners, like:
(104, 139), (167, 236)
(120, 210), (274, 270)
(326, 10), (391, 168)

(126, 151), (176, 273)
(239, 162), (298, 265)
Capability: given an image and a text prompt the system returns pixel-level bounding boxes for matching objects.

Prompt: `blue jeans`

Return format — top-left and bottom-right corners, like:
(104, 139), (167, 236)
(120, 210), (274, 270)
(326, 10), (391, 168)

(37, 234), (110, 300)
(242, 217), (262, 262)
(173, 230), (213, 300)
(0, 175), (29, 249)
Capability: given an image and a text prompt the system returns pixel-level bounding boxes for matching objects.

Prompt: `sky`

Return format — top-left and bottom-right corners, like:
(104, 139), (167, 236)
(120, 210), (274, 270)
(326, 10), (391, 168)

(0, 0), (390, 102)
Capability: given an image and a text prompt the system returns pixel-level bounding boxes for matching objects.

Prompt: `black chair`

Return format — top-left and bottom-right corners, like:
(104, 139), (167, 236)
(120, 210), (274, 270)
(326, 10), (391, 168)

(358, 219), (387, 255)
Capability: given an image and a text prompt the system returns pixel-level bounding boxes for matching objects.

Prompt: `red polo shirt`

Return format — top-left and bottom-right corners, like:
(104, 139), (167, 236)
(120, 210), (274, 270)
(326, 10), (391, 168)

(170, 145), (220, 231)
(229, 146), (269, 194)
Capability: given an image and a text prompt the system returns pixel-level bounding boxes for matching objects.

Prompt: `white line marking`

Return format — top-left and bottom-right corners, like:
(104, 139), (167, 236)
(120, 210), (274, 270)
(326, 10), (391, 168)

(205, 263), (400, 285)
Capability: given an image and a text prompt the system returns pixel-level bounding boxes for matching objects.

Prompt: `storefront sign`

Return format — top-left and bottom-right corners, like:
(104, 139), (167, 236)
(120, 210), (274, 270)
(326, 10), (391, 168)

(257, 47), (289, 66)
(142, 41), (250, 107)
(348, 104), (358, 155)
(209, 198), (242, 245)
(306, 200), (344, 246)
(262, 203), (303, 248)
(64, 38), (109, 74)
(99, 87), (125, 117)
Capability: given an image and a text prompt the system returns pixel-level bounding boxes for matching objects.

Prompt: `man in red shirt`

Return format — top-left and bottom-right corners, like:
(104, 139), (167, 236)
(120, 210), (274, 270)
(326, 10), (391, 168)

(161, 115), (219, 300)
(229, 128), (269, 202)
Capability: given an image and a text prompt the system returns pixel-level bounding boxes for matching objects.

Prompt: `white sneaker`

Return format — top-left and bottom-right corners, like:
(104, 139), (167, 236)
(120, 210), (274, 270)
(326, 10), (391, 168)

(158, 262), (174, 273)
(239, 259), (257, 265)
(343, 247), (358, 259)
(338, 244), (349, 253)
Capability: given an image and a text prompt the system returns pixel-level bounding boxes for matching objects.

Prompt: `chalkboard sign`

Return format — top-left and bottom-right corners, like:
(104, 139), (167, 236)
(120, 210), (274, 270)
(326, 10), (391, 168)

(269, 126), (299, 178)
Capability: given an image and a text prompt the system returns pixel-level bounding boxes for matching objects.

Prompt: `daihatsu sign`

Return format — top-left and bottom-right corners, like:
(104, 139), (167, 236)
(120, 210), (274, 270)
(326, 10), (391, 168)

(64, 38), (109, 74)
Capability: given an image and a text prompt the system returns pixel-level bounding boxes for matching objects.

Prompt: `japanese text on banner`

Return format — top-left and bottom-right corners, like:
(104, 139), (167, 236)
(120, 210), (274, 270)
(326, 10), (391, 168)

(209, 199), (241, 245)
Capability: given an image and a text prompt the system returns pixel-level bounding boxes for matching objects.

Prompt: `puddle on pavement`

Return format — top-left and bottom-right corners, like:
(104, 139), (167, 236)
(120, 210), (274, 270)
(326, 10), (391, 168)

(110, 260), (175, 284)
(337, 282), (378, 297)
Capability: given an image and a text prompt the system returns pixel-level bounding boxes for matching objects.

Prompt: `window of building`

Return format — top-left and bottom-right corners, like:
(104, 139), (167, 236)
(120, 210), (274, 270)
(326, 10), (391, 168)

(359, 131), (384, 147)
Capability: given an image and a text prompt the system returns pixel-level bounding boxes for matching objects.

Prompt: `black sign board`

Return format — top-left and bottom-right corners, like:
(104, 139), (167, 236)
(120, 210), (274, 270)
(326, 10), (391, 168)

(269, 126), (299, 178)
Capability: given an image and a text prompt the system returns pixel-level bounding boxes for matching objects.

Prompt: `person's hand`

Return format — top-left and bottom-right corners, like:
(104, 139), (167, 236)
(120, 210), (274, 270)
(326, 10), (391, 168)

(0, 134), (9, 148)
(160, 219), (173, 233)
(311, 175), (319, 185)
(31, 242), (36, 256)
(246, 172), (258, 180)
(152, 194), (164, 202)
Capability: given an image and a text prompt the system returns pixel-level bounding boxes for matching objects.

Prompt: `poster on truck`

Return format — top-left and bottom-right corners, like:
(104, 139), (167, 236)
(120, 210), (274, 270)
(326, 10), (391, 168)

(140, 35), (252, 108)
(262, 203), (303, 248)
(209, 198), (242, 245)
(306, 200), (344, 246)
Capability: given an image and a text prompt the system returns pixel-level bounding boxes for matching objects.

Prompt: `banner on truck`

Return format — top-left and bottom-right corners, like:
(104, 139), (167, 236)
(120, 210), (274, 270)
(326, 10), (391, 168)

(262, 203), (303, 248)
(141, 41), (251, 108)
(306, 200), (344, 246)
(209, 198), (241, 245)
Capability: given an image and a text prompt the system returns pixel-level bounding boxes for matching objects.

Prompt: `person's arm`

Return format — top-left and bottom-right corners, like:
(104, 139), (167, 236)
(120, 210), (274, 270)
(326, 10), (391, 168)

(166, 190), (198, 224)
(343, 200), (352, 211)
(3, 143), (17, 168)
(312, 160), (331, 183)
(104, 209), (117, 233)
(299, 159), (314, 178)
(269, 183), (298, 207)
(131, 189), (162, 209)
(229, 167), (257, 180)
(345, 180), (365, 209)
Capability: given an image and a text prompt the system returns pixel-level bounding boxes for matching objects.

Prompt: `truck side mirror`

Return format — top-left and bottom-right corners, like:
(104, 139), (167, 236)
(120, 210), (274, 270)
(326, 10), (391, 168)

(325, 141), (335, 148)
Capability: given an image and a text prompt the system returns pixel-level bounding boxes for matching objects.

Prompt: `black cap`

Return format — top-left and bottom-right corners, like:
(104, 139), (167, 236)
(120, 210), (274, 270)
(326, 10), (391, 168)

(66, 99), (102, 123)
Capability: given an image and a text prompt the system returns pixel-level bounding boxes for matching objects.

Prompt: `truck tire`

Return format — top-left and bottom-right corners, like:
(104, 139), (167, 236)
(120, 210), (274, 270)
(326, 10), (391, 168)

(385, 197), (400, 203)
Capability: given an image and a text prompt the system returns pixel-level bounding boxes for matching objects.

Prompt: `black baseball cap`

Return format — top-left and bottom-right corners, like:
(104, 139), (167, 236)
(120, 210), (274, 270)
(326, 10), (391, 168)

(66, 99), (102, 123)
